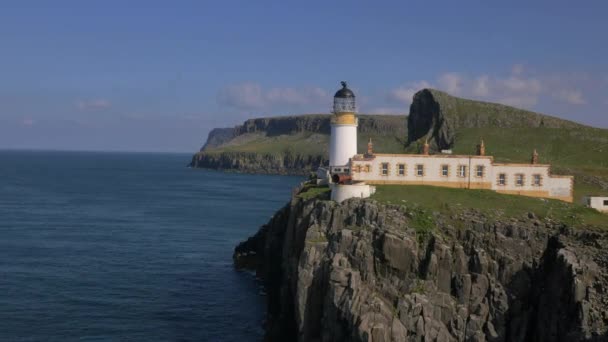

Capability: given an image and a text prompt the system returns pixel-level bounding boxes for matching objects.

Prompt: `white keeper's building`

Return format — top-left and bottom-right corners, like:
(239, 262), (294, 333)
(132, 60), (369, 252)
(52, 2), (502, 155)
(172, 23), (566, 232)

(321, 82), (574, 203)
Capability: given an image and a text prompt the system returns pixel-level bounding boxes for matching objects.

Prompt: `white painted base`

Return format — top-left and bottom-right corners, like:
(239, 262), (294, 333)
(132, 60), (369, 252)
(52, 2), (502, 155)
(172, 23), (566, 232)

(330, 183), (375, 203)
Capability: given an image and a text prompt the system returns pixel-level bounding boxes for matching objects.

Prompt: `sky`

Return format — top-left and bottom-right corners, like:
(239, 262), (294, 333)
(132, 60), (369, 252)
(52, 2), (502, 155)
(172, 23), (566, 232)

(1, 1), (607, 152)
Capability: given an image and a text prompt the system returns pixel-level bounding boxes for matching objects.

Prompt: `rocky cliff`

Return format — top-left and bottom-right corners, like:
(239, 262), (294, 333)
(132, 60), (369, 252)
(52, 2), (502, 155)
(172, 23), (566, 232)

(408, 89), (585, 151)
(234, 196), (608, 341)
(200, 127), (237, 150)
(191, 114), (407, 175)
(193, 151), (326, 175)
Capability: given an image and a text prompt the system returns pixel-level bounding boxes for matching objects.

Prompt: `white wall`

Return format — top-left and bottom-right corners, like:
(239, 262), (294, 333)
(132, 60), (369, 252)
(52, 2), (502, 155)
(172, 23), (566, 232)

(330, 183), (375, 203)
(586, 196), (608, 212)
(330, 123), (357, 168)
(547, 177), (573, 198)
(490, 164), (551, 192)
(349, 154), (573, 201)
(352, 154), (493, 187)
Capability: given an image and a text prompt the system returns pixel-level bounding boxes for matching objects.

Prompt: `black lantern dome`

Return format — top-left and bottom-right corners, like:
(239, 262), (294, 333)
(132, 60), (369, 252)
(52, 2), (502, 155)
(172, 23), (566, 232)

(333, 81), (357, 113)
(334, 81), (355, 98)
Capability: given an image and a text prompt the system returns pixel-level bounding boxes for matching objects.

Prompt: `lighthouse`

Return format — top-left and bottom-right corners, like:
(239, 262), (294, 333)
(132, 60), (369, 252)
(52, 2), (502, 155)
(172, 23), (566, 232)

(329, 81), (358, 173)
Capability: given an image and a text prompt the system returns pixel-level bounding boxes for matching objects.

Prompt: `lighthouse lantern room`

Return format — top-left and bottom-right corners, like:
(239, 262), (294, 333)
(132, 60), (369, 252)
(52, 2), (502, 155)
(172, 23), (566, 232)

(329, 81), (358, 173)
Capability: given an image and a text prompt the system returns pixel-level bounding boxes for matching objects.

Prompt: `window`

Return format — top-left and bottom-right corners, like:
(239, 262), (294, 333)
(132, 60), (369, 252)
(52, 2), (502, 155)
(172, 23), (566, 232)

(604, 200), (608, 206)
(476, 165), (485, 178)
(533, 174), (542, 186)
(334, 168), (341, 172)
(343, 168), (349, 173)
(515, 174), (524, 186)
(498, 173), (506, 186)
(381, 163), (389, 176)
(355, 165), (361, 173)
(441, 164), (449, 177)
(365, 165), (371, 173)
(457, 165), (467, 178)
(416, 164), (424, 176)
(398, 163), (406, 176)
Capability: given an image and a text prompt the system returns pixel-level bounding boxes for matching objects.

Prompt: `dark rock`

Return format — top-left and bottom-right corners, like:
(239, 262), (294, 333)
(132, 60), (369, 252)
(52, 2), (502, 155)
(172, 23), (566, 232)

(234, 197), (608, 342)
(200, 127), (237, 150)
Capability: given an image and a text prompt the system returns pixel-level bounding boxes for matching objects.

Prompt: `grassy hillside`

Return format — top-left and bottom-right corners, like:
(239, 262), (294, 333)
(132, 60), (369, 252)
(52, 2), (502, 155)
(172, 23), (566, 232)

(201, 114), (408, 156)
(403, 89), (608, 201)
(451, 126), (608, 200)
(371, 185), (608, 228)
(194, 91), (608, 202)
(423, 88), (582, 129)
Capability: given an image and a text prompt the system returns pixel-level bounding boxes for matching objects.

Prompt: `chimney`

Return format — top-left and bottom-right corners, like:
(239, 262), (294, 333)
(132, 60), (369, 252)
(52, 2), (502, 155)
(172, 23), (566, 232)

(422, 138), (430, 155)
(477, 138), (486, 156)
(531, 149), (539, 164)
(367, 138), (373, 156)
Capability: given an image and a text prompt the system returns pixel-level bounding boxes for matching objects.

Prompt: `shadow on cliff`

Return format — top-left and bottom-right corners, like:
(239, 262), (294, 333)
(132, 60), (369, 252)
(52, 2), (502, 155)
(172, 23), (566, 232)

(504, 236), (604, 341)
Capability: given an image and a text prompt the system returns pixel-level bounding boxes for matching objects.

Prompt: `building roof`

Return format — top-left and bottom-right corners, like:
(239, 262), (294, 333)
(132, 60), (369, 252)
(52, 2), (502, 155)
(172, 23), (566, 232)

(334, 81), (355, 98)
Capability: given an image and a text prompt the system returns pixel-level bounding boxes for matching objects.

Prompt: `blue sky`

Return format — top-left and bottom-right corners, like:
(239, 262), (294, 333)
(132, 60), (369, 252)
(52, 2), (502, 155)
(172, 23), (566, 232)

(1, 1), (607, 152)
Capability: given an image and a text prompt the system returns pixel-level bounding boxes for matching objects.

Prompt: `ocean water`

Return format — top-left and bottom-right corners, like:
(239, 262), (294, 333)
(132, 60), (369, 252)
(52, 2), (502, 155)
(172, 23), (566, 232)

(0, 151), (301, 342)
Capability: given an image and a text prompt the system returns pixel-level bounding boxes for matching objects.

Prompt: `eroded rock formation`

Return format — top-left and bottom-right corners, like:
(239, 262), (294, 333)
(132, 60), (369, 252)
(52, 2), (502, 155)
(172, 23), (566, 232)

(235, 198), (608, 341)
(190, 114), (407, 175)
(407, 89), (583, 151)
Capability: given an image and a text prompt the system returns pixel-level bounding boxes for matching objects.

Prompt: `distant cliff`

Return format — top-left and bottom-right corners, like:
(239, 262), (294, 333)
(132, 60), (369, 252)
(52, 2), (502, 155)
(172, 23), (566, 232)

(408, 89), (585, 151)
(190, 114), (407, 175)
(234, 194), (608, 341)
(200, 128), (237, 150)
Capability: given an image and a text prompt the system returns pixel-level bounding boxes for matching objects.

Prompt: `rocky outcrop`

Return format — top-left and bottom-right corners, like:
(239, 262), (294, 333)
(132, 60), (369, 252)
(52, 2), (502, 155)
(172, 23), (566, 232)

(407, 89), (585, 151)
(200, 128), (237, 150)
(236, 115), (331, 136)
(234, 115), (407, 137)
(234, 197), (608, 341)
(191, 114), (407, 174)
(190, 151), (325, 175)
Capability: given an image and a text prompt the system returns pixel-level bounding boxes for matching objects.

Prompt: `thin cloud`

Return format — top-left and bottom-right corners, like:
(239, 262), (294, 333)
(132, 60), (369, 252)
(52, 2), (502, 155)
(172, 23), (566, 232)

(472, 75), (490, 97)
(22, 118), (35, 126)
(511, 64), (525, 75)
(554, 89), (586, 105)
(217, 83), (329, 111)
(437, 72), (464, 95)
(382, 63), (608, 123)
(388, 65), (545, 109)
(77, 99), (111, 110)
(387, 81), (432, 105)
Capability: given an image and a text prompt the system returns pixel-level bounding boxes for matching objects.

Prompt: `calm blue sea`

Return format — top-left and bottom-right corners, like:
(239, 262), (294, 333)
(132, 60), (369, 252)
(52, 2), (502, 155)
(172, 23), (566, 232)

(0, 151), (301, 342)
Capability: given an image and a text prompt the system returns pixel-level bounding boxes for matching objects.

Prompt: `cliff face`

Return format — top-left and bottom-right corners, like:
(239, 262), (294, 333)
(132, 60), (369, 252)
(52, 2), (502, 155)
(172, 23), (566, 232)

(233, 114), (407, 137)
(191, 114), (407, 175)
(408, 89), (585, 151)
(234, 197), (608, 341)
(236, 115), (331, 136)
(191, 151), (325, 175)
(200, 128), (237, 150)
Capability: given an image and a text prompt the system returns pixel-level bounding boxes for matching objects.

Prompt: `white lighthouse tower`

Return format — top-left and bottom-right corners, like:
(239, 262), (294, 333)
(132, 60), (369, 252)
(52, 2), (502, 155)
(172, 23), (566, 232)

(329, 81), (358, 173)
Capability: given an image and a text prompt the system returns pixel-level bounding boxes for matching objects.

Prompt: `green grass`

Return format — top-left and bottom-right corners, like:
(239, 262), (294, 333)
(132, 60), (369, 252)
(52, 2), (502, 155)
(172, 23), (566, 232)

(306, 235), (328, 244)
(206, 132), (329, 155)
(297, 184), (331, 201)
(410, 279), (425, 294)
(453, 127), (608, 169)
(425, 88), (582, 130)
(451, 127), (608, 202)
(358, 133), (406, 154)
(205, 130), (408, 158)
(371, 185), (608, 228)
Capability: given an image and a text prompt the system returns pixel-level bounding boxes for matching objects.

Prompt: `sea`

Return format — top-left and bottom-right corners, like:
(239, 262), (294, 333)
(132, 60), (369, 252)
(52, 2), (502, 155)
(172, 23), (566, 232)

(0, 150), (302, 342)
